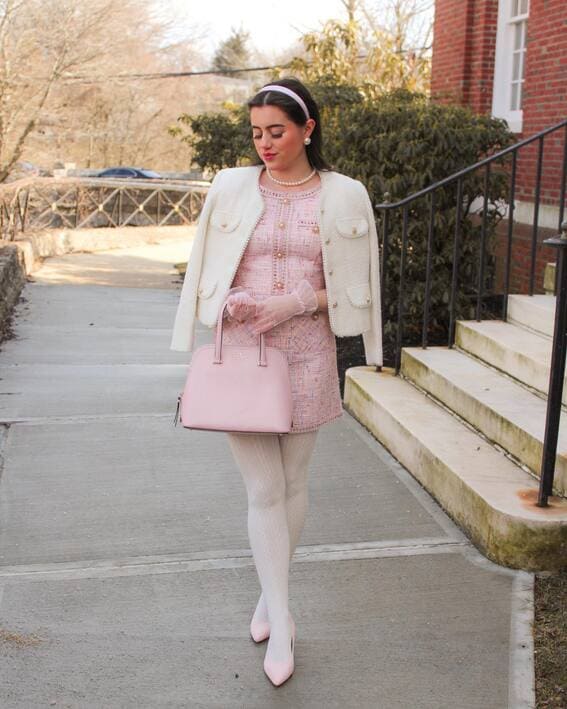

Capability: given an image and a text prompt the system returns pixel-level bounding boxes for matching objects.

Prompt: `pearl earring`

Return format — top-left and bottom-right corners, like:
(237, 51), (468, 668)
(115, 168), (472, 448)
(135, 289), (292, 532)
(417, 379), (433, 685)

(304, 137), (311, 145)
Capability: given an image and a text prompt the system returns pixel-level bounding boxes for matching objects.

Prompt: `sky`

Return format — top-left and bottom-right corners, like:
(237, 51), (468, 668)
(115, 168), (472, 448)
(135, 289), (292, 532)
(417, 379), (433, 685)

(166, 0), (349, 60)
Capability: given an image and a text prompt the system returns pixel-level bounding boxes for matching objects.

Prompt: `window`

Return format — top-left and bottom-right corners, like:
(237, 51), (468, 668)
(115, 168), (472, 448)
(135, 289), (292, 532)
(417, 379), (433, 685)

(492, 0), (529, 132)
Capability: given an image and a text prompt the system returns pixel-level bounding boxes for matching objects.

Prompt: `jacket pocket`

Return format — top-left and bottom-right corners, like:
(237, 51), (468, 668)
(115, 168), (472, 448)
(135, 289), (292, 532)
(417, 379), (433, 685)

(197, 277), (218, 299)
(209, 209), (241, 232)
(346, 282), (372, 308)
(335, 216), (368, 238)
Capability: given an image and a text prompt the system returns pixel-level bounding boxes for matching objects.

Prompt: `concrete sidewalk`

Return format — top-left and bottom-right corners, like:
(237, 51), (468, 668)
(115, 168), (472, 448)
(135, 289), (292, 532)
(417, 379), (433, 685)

(0, 240), (535, 708)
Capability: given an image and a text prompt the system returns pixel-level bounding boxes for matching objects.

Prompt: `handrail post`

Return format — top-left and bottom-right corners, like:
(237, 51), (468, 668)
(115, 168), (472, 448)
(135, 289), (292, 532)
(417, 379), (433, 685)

(537, 220), (567, 506)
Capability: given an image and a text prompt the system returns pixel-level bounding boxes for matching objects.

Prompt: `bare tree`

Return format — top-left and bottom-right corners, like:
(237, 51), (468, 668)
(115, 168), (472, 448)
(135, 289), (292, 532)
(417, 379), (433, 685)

(0, 0), (123, 180)
(1, 0), (210, 179)
(355, 0), (433, 93)
(358, 0), (434, 56)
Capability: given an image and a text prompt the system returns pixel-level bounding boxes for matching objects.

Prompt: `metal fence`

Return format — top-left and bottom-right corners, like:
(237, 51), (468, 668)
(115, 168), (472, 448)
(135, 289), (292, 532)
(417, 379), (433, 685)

(0, 176), (210, 239)
(374, 117), (567, 506)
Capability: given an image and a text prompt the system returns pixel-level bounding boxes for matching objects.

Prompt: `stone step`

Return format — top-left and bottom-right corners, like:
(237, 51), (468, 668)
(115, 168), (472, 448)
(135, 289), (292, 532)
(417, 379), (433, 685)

(455, 319), (555, 401)
(344, 366), (567, 571)
(400, 345), (566, 497)
(543, 262), (555, 294)
(507, 293), (555, 338)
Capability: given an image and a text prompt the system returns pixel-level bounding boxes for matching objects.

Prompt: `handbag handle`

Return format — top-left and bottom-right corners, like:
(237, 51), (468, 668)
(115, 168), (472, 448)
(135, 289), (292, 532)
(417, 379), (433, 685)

(214, 297), (268, 366)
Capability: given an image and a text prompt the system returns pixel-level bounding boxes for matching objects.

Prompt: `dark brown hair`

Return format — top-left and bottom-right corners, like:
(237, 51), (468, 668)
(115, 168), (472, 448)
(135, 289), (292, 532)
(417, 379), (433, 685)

(247, 76), (332, 171)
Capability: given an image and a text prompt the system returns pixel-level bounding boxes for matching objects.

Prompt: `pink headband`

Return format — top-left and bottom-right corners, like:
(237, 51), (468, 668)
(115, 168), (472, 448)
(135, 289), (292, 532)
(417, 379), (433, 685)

(256, 85), (310, 121)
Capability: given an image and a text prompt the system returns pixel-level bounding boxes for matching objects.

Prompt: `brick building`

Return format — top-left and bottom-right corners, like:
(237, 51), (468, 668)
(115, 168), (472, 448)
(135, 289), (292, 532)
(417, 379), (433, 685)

(430, 0), (566, 292)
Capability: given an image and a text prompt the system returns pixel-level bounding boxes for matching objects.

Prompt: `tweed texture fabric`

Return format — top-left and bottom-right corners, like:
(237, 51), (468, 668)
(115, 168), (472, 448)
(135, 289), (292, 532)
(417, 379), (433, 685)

(214, 180), (344, 433)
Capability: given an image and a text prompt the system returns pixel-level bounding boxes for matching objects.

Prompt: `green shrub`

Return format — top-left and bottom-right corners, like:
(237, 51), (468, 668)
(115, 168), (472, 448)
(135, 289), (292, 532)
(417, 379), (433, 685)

(319, 87), (515, 354)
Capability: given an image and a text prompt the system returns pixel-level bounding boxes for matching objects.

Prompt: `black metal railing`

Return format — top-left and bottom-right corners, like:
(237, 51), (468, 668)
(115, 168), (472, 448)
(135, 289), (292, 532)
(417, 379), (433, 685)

(373, 117), (567, 506)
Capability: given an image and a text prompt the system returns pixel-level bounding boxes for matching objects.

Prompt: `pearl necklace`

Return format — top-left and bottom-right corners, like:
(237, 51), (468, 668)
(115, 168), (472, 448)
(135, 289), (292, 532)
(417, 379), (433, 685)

(266, 166), (317, 186)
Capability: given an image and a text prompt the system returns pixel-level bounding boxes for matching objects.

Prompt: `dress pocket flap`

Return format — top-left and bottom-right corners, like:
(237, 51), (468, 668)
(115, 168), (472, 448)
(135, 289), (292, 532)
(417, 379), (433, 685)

(197, 277), (218, 299)
(335, 216), (369, 238)
(209, 209), (241, 232)
(346, 282), (372, 308)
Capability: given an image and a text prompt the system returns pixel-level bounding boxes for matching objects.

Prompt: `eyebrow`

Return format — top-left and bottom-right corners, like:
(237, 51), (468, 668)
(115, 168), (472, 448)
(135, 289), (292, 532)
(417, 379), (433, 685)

(251, 123), (285, 129)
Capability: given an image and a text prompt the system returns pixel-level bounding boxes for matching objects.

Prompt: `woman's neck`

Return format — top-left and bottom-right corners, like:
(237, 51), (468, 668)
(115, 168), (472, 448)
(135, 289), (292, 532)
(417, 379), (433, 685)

(261, 162), (319, 191)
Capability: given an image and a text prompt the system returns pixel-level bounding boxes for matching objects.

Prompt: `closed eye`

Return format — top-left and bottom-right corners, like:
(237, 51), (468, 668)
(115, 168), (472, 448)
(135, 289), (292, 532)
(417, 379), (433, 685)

(253, 133), (284, 140)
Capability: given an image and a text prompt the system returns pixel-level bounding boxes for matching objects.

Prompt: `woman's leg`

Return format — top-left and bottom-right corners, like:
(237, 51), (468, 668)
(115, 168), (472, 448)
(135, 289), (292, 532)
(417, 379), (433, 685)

(252, 430), (319, 629)
(226, 431), (292, 661)
(281, 430), (319, 553)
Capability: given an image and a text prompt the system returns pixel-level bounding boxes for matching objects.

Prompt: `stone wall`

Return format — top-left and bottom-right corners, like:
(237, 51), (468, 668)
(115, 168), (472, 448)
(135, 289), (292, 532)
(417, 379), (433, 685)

(0, 243), (26, 337)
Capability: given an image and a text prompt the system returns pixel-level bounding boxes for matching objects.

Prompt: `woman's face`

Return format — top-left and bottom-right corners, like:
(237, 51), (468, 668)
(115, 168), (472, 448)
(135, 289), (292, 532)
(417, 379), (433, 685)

(250, 105), (314, 170)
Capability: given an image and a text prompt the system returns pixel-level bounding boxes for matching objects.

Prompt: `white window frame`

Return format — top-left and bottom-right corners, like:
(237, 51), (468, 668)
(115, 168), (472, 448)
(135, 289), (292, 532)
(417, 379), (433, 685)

(492, 0), (529, 133)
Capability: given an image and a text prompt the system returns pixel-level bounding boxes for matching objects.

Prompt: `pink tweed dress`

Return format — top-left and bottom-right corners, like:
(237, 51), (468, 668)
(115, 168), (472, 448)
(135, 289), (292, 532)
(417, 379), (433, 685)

(217, 180), (344, 433)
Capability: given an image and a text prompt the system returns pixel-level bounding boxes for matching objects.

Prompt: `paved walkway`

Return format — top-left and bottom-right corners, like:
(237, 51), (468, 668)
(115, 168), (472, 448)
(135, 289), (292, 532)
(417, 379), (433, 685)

(0, 238), (535, 708)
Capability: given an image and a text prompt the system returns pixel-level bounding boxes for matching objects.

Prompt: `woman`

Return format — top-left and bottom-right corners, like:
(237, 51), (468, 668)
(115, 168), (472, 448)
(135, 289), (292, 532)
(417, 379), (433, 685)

(170, 77), (383, 687)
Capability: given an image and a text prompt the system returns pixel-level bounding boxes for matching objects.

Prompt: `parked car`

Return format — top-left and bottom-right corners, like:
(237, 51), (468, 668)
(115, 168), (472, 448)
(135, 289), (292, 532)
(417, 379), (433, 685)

(96, 167), (162, 179)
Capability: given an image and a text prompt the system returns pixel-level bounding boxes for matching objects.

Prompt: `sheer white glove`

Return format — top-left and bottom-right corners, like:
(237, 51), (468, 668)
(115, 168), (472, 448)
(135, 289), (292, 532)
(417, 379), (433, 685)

(248, 279), (318, 335)
(223, 286), (258, 323)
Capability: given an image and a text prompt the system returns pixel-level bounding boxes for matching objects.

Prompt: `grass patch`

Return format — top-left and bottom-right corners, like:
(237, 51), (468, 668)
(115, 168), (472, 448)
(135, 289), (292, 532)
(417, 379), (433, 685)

(534, 570), (566, 708)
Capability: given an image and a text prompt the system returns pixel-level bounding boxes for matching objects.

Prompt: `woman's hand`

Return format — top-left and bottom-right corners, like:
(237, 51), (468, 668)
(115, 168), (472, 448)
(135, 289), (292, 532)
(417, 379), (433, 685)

(249, 279), (318, 335)
(225, 288), (258, 323)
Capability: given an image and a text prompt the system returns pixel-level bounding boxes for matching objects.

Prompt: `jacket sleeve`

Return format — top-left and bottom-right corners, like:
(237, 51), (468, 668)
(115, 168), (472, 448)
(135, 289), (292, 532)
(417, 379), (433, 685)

(358, 181), (384, 368)
(169, 169), (225, 352)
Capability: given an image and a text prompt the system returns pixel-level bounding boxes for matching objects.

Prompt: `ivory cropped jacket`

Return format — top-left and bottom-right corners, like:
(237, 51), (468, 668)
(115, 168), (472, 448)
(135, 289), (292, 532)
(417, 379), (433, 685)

(169, 164), (383, 367)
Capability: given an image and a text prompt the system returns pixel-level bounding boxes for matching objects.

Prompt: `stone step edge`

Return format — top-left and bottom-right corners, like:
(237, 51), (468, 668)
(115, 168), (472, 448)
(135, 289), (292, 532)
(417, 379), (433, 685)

(399, 346), (566, 498)
(507, 294), (555, 339)
(455, 319), (554, 400)
(343, 366), (567, 573)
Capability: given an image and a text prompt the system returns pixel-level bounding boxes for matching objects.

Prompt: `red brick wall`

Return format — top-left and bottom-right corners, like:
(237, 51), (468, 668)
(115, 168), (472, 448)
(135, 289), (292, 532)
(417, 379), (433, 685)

(516, 0), (567, 209)
(431, 0), (566, 210)
(431, 0), (498, 113)
(431, 0), (567, 295)
(493, 220), (555, 294)
(430, 0), (472, 104)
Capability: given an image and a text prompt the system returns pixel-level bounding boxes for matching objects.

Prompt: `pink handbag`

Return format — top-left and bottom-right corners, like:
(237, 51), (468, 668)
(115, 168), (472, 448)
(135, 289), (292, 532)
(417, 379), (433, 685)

(173, 296), (293, 434)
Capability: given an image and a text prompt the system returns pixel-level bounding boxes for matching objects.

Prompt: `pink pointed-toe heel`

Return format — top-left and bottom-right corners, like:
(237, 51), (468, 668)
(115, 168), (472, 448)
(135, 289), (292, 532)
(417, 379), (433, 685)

(263, 615), (296, 687)
(250, 617), (270, 643)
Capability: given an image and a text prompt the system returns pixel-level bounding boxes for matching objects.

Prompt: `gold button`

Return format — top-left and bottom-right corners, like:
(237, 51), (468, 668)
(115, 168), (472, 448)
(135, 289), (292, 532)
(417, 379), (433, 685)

(312, 225), (319, 233)
(283, 198), (289, 204)
(276, 252), (283, 258)
(279, 221), (285, 228)
(277, 282), (283, 288)
(332, 301), (338, 308)
(311, 313), (319, 320)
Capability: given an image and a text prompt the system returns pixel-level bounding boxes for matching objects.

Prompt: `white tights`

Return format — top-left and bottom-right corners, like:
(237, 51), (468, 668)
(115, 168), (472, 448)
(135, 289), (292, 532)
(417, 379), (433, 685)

(226, 429), (318, 660)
